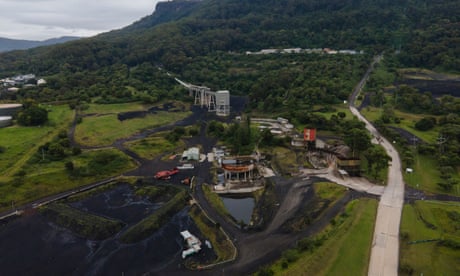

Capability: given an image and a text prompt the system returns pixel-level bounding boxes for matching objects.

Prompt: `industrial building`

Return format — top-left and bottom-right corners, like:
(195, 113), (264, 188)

(214, 156), (265, 194)
(180, 230), (201, 259)
(181, 147), (200, 161)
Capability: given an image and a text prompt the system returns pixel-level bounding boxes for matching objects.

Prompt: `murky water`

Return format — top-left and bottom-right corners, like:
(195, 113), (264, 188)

(221, 196), (255, 224)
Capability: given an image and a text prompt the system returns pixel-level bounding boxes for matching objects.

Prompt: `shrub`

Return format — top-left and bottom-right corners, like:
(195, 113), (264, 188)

(65, 161), (74, 171)
(399, 263), (414, 275)
(72, 147), (82, 155)
(17, 105), (48, 126)
(415, 117), (436, 131)
(297, 237), (316, 252)
(257, 266), (274, 276)
(282, 249), (299, 263)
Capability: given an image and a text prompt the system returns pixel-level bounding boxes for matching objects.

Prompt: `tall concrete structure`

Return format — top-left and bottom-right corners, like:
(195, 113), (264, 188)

(175, 78), (230, 116)
(215, 90), (230, 116)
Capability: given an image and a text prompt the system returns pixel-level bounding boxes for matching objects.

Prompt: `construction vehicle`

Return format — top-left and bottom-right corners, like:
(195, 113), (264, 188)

(154, 167), (179, 180)
(181, 177), (191, 185)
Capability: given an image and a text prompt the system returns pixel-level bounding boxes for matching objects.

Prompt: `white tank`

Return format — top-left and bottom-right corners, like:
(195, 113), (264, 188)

(0, 116), (13, 128)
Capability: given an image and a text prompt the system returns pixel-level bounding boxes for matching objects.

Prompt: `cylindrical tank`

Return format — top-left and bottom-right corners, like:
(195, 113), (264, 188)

(0, 116), (13, 128)
(0, 104), (23, 116)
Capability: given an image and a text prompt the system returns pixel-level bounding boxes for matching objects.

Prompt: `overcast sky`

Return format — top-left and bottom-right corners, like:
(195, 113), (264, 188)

(0, 0), (162, 40)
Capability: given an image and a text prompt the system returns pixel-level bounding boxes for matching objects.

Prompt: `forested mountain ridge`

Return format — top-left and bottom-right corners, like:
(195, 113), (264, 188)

(0, 0), (458, 103)
(0, 36), (80, 53)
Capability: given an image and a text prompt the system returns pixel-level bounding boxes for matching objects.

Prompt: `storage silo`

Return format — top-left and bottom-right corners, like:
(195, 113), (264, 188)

(0, 116), (12, 128)
(0, 104), (23, 116)
(215, 90), (230, 116)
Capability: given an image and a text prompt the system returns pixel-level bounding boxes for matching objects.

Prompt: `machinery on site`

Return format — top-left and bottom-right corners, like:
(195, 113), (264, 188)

(154, 168), (179, 180)
(181, 177), (191, 185)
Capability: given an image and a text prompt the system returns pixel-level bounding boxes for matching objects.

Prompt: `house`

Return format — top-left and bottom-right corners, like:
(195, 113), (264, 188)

(283, 48), (302, 54)
(37, 79), (47, 85)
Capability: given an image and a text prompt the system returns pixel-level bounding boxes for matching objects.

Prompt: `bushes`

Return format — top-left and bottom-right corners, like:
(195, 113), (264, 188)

(415, 117), (436, 131)
(437, 239), (460, 250)
(17, 105), (48, 126)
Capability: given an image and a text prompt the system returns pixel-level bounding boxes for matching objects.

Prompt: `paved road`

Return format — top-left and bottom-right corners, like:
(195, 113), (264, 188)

(300, 167), (385, 196)
(349, 54), (404, 276)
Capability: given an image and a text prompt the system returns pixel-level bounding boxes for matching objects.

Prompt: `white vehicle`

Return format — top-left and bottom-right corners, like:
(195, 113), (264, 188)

(177, 163), (194, 170)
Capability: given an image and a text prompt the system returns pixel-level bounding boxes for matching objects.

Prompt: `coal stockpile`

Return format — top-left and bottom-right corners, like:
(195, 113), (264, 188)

(118, 102), (178, 121)
(398, 80), (460, 98)
(118, 111), (148, 121)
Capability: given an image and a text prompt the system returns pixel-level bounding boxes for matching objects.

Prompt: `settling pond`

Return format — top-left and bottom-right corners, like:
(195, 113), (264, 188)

(221, 196), (255, 224)
(0, 184), (215, 275)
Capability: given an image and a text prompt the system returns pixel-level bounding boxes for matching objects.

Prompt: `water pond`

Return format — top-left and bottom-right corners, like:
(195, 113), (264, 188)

(221, 196), (255, 224)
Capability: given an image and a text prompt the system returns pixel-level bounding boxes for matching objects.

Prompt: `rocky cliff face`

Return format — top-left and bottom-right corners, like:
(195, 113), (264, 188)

(126, 0), (203, 31)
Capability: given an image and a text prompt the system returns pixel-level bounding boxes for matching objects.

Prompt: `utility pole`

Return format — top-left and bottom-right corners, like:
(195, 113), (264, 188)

(437, 135), (447, 154)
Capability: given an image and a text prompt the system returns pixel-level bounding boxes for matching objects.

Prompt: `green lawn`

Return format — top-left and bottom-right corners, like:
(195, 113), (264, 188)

(75, 111), (191, 147)
(324, 199), (378, 276)
(189, 205), (234, 264)
(124, 134), (185, 160)
(0, 148), (136, 212)
(82, 102), (149, 114)
(269, 198), (378, 275)
(314, 182), (347, 202)
(400, 201), (460, 275)
(360, 106), (440, 143)
(403, 154), (447, 194)
(0, 105), (74, 178)
(269, 147), (299, 175)
(202, 184), (231, 219)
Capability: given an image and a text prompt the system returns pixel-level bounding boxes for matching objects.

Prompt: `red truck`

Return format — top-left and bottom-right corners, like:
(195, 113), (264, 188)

(154, 167), (179, 180)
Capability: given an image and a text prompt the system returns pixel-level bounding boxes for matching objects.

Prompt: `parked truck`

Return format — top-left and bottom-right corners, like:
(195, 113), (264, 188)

(154, 168), (179, 180)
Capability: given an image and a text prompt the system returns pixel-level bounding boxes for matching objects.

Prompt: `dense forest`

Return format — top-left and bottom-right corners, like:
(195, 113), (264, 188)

(0, 0), (458, 106)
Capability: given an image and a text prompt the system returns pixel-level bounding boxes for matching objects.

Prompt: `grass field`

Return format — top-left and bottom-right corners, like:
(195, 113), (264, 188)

(403, 154), (447, 194)
(314, 182), (347, 202)
(124, 134), (185, 160)
(267, 198), (378, 275)
(201, 184), (231, 219)
(0, 105), (74, 177)
(270, 147), (298, 176)
(0, 148), (136, 212)
(360, 106), (440, 143)
(75, 111), (191, 147)
(400, 201), (460, 275)
(82, 102), (149, 114)
(189, 205), (234, 264)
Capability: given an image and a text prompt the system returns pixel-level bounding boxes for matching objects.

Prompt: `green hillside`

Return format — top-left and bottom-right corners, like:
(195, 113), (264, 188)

(0, 0), (458, 104)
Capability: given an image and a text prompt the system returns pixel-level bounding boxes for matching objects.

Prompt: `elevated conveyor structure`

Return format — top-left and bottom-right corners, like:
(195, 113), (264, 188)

(175, 78), (230, 116)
